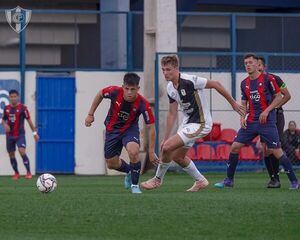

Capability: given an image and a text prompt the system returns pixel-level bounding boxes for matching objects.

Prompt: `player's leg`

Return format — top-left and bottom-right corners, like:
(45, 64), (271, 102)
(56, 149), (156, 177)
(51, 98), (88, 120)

(215, 125), (257, 188)
(141, 134), (183, 190)
(17, 135), (32, 179)
(125, 141), (142, 193)
(264, 145), (281, 188)
(260, 123), (298, 189)
(171, 147), (209, 191)
(270, 110), (285, 182)
(104, 133), (131, 189)
(6, 136), (20, 180)
(271, 148), (298, 189)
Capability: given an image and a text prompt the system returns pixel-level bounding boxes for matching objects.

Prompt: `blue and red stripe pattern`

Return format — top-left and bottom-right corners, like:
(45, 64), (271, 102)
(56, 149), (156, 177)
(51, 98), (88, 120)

(2, 103), (30, 138)
(241, 73), (280, 123)
(102, 86), (155, 134)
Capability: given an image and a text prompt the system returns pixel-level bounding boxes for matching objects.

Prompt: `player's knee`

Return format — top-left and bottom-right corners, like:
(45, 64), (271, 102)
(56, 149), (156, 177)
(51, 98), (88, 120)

(8, 152), (15, 158)
(127, 148), (139, 161)
(230, 143), (241, 154)
(161, 143), (172, 155)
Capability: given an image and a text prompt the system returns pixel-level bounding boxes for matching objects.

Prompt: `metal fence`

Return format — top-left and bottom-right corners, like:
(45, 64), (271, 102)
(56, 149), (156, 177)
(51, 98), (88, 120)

(1, 11), (300, 71)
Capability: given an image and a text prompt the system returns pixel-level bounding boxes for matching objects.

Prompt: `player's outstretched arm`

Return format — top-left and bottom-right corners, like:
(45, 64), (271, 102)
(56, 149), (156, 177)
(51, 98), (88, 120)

(147, 123), (159, 165)
(161, 101), (178, 149)
(85, 90), (104, 127)
(205, 80), (246, 116)
(27, 118), (39, 141)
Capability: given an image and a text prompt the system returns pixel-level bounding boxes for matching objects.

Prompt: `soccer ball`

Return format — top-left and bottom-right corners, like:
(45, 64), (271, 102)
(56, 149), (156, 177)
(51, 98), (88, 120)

(36, 173), (57, 193)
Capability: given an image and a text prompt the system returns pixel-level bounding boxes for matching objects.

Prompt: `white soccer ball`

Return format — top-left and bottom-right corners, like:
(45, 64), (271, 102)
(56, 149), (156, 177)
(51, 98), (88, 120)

(36, 173), (57, 193)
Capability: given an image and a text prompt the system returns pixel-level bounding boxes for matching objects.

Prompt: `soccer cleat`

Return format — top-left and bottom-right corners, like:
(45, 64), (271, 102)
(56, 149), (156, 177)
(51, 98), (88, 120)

(214, 178), (234, 188)
(289, 181), (299, 190)
(25, 172), (33, 179)
(12, 173), (20, 180)
(140, 177), (162, 190)
(186, 178), (209, 192)
(131, 184), (142, 194)
(124, 172), (131, 189)
(266, 179), (281, 188)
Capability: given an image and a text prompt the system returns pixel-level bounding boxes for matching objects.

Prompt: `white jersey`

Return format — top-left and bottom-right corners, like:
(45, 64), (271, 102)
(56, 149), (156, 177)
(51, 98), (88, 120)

(167, 73), (213, 127)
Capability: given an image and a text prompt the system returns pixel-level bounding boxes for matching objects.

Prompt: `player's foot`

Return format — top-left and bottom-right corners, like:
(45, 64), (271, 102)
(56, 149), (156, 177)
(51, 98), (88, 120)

(214, 178), (234, 188)
(140, 177), (162, 190)
(266, 179), (281, 188)
(131, 184), (142, 194)
(289, 181), (299, 190)
(25, 172), (33, 179)
(124, 172), (132, 189)
(186, 177), (209, 192)
(12, 173), (20, 180)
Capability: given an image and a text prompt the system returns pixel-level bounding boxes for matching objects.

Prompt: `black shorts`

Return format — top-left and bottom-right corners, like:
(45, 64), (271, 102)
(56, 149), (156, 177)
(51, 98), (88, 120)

(104, 128), (140, 159)
(6, 135), (26, 152)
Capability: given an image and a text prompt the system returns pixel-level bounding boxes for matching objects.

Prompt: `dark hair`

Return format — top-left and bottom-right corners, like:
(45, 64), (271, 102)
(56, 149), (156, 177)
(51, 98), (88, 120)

(9, 89), (19, 96)
(244, 53), (258, 60)
(257, 56), (266, 66)
(289, 120), (297, 127)
(123, 73), (140, 86)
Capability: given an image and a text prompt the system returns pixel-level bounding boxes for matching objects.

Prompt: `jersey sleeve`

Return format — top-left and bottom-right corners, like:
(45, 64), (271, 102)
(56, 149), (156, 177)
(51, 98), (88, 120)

(192, 75), (208, 90)
(141, 99), (155, 125)
(268, 75), (281, 95)
(168, 94), (176, 104)
(101, 86), (118, 99)
(273, 74), (286, 89)
(23, 105), (30, 120)
(241, 81), (247, 101)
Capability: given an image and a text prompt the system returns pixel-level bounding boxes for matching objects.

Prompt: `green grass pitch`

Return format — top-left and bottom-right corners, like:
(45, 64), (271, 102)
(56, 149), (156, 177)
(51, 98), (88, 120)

(0, 172), (299, 240)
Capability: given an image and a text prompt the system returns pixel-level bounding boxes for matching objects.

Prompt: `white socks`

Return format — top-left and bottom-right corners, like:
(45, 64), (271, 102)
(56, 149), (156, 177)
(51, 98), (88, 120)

(155, 162), (171, 180)
(183, 161), (205, 181)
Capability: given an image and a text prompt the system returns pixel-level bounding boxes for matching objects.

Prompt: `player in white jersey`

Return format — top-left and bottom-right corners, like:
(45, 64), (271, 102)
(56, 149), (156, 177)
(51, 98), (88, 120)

(141, 55), (245, 191)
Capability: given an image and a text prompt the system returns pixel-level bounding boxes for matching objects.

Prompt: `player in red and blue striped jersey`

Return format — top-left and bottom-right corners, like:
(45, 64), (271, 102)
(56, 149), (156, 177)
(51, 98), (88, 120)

(215, 53), (299, 189)
(2, 89), (39, 180)
(257, 56), (291, 188)
(85, 73), (158, 194)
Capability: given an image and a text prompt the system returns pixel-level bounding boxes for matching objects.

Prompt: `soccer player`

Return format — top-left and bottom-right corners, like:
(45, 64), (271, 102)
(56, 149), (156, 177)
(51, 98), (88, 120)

(85, 73), (158, 194)
(214, 53), (299, 190)
(257, 56), (291, 188)
(141, 55), (245, 192)
(2, 89), (39, 180)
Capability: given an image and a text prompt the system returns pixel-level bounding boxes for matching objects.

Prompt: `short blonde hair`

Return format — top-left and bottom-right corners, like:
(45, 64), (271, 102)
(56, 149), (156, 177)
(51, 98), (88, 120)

(161, 55), (179, 68)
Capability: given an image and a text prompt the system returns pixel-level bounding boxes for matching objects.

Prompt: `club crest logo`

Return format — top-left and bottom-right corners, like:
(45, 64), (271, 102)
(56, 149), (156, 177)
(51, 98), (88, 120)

(5, 6), (32, 33)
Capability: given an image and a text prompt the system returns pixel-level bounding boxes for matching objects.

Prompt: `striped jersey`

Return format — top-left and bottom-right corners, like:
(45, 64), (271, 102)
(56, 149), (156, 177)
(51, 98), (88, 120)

(241, 73), (280, 123)
(2, 104), (30, 137)
(102, 86), (155, 133)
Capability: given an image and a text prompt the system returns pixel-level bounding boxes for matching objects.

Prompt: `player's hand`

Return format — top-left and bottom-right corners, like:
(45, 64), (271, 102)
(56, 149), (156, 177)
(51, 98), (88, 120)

(240, 118), (247, 129)
(4, 124), (10, 133)
(232, 102), (246, 117)
(149, 151), (160, 166)
(259, 110), (269, 124)
(34, 134), (40, 142)
(85, 114), (94, 127)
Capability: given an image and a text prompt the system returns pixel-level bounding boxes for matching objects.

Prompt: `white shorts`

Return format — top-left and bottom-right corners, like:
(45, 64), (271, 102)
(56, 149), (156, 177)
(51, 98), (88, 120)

(177, 122), (212, 147)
